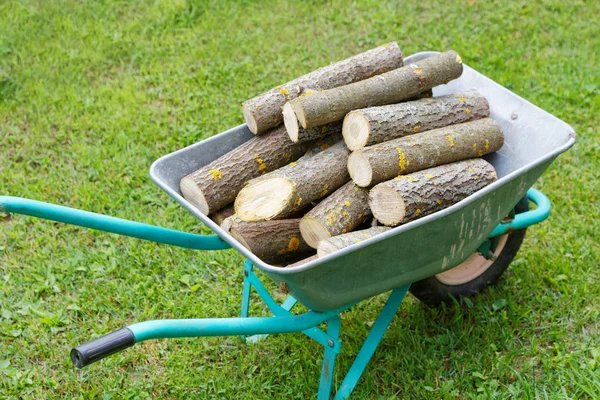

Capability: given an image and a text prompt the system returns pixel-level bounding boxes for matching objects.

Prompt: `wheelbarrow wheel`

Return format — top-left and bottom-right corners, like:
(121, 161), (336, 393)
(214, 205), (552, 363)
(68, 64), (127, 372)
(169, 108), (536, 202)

(409, 196), (529, 307)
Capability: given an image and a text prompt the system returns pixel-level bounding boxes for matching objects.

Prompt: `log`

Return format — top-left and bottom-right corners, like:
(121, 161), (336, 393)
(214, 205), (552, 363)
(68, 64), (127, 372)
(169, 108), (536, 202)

(285, 119), (343, 143)
(369, 159), (498, 226)
(317, 227), (391, 257)
(235, 141), (350, 222)
(348, 118), (504, 187)
(299, 181), (371, 248)
(220, 214), (240, 233)
(242, 43), (403, 135)
(285, 51), (463, 129)
(342, 89), (489, 150)
(285, 255), (319, 268)
(300, 131), (343, 158)
(209, 204), (235, 226)
(284, 89), (432, 143)
(229, 218), (313, 263)
(180, 125), (312, 215)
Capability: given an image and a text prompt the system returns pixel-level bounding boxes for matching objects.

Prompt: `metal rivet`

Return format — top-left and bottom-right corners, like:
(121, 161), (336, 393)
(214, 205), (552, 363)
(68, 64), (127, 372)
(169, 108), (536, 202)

(327, 339), (334, 348)
(244, 270), (248, 277)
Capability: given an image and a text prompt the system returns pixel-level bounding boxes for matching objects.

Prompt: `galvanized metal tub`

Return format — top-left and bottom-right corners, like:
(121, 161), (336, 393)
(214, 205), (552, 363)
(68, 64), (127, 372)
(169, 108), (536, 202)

(150, 51), (576, 311)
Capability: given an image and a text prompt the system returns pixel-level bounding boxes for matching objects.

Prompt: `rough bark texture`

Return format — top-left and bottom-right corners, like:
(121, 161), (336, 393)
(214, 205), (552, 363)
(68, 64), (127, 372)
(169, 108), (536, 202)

(291, 121), (343, 143)
(242, 43), (403, 135)
(300, 132), (343, 158)
(369, 159), (498, 226)
(288, 51), (463, 129)
(235, 141), (351, 222)
(229, 218), (313, 263)
(342, 89), (489, 150)
(348, 118), (503, 187)
(317, 226), (391, 257)
(180, 125), (313, 215)
(220, 214), (240, 233)
(299, 181), (371, 248)
(285, 90), (430, 143)
(209, 204), (235, 226)
(285, 255), (319, 268)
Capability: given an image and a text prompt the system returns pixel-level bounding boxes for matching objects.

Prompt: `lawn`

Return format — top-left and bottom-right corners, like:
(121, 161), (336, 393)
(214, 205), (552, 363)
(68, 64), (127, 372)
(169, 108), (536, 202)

(1, 0), (598, 398)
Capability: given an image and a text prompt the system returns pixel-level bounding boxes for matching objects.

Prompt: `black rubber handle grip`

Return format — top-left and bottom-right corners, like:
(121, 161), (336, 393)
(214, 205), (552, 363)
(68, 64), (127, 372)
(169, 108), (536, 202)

(71, 327), (135, 368)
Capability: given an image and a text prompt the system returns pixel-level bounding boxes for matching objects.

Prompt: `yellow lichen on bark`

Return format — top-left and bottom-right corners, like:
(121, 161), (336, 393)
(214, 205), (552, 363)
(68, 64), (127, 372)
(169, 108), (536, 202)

(287, 236), (300, 251)
(209, 169), (222, 179)
(397, 147), (407, 172)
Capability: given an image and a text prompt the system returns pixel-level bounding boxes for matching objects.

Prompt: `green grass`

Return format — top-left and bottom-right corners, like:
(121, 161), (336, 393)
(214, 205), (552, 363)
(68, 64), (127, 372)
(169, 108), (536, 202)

(1, 0), (598, 398)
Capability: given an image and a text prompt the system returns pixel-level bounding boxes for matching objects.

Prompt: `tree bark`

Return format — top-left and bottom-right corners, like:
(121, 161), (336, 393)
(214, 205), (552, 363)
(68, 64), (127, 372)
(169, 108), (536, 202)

(348, 118), (503, 187)
(285, 255), (319, 268)
(242, 43), (403, 135)
(369, 159), (497, 226)
(235, 141), (350, 222)
(229, 218), (314, 263)
(300, 131), (343, 158)
(287, 51), (463, 129)
(209, 204), (235, 226)
(299, 181), (371, 248)
(286, 119), (343, 143)
(317, 227), (391, 257)
(342, 89), (489, 150)
(220, 214), (241, 233)
(283, 90), (431, 143)
(180, 125), (312, 215)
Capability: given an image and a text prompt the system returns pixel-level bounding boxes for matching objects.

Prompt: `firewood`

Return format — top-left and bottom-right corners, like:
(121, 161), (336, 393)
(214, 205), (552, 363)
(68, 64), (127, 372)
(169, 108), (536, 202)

(299, 181), (371, 248)
(220, 214), (240, 233)
(284, 51), (463, 130)
(180, 125), (312, 215)
(209, 204), (235, 226)
(242, 43), (403, 135)
(369, 159), (497, 226)
(229, 218), (313, 263)
(348, 118), (503, 187)
(342, 89), (489, 150)
(285, 121), (343, 143)
(317, 227), (392, 257)
(285, 255), (319, 268)
(235, 141), (350, 222)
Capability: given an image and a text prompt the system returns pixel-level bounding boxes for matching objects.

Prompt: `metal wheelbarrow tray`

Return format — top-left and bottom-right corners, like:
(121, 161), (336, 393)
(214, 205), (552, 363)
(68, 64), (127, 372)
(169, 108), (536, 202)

(150, 51), (576, 311)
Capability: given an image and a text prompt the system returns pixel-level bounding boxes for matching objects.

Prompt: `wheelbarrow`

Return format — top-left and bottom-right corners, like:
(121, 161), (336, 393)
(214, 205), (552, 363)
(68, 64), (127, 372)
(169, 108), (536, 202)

(0, 52), (576, 399)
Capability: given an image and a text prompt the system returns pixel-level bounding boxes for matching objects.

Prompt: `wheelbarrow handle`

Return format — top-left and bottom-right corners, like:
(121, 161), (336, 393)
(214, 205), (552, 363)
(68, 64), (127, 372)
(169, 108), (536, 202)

(489, 188), (551, 237)
(0, 196), (230, 251)
(71, 328), (136, 368)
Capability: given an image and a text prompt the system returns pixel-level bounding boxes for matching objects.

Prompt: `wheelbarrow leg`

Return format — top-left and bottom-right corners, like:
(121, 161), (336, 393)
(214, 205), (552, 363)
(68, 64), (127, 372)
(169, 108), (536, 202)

(240, 260), (299, 342)
(318, 316), (341, 400)
(333, 285), (410, 399)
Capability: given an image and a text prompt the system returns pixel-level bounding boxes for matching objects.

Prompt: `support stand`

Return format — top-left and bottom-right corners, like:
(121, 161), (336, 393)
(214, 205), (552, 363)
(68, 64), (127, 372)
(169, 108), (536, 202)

(240, 260), (409, 399)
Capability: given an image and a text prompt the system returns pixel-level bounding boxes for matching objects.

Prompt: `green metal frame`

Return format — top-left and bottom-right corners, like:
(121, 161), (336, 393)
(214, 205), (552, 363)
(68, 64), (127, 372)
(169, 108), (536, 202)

(0, 188), (551, 398)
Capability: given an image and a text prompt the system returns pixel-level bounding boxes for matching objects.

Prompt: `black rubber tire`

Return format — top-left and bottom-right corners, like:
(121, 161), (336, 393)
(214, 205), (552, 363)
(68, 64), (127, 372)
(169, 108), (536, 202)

(409, 197), (529, 306)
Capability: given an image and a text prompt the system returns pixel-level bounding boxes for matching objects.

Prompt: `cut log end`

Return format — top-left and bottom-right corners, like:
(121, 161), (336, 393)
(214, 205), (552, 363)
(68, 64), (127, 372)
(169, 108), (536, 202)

(290, 100), (308, 129)
(369, 186), (405, 226)
(316, 240), (340, 258)
(180, 177), (210, 215)
(235, 177), (294, 221)
(229, 228), (251, 250)
(347, 151), (373, 187)
(299, 217), (331, 249)
(283, 102), (300, 142)
(342, 112), (370, 150)
(242, 103), (259, 134)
